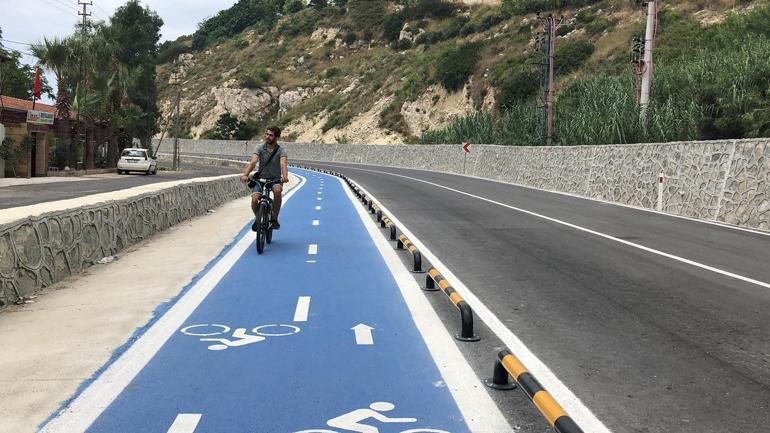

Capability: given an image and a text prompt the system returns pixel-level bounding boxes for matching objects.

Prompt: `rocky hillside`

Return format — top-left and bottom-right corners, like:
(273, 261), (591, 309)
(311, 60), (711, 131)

(155, 0), (767, 144)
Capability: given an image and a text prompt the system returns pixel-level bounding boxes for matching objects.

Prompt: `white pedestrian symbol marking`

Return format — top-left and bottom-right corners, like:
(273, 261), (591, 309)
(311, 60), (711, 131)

(294, 401), (450, 433)
(180, 323), (300, 351)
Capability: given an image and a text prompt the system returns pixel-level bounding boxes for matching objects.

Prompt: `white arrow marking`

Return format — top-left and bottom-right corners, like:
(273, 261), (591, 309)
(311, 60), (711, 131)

(352, 323), (374, 345)
(294, 296), (311, 322)
(167, 414), (201, 433)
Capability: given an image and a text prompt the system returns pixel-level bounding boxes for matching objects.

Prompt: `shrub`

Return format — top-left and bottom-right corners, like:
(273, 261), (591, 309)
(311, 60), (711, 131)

(325, 67), (339, 78)
(554, 39), (594, 75)
(284, 0), (306, 14)
(347, 0), (386, 31)
(496, 67), (540, 111)
(442, 16), (468, 39)
(406, 0), (456, 20)
(433, 43), (481, 92)
(157, 39), (190, 65)
(378, 101), (410, 135)
(278, 8), (320, 36)
(342, 31), (357, 45)
(397, 39), (412, 50)
(477, 11), (505, 32)
(240, 67), (272, 89)
(384, 13), (406, 42)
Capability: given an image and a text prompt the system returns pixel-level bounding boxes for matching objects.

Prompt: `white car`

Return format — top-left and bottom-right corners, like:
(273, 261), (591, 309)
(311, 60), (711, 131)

(117, 148), (157, 175)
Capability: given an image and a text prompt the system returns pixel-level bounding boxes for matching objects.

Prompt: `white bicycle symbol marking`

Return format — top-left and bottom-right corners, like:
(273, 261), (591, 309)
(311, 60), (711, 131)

(180, 323), (300, 350)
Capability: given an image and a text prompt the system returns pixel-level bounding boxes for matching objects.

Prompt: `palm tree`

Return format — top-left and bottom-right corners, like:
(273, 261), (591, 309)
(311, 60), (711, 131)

(31, 37), (77, 167)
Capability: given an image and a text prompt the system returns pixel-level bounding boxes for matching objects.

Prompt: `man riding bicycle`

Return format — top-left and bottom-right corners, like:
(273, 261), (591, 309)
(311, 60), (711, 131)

(241, 126), (289, 231)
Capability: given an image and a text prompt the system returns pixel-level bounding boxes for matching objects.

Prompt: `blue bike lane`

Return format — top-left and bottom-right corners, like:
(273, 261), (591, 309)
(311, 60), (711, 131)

(40, 169), (511, 433)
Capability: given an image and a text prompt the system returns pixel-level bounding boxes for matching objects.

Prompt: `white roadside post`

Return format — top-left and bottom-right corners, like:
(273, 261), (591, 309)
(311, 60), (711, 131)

(657, 173), (664, 211)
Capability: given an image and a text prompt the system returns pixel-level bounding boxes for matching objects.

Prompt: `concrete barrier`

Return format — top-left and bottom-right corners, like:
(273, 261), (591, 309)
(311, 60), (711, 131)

(0, 175), (249, 306)
(154, 138), (769, 231)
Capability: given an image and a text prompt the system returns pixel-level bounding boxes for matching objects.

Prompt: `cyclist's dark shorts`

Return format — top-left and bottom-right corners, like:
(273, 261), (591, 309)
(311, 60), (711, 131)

(252, 178), (282, 194)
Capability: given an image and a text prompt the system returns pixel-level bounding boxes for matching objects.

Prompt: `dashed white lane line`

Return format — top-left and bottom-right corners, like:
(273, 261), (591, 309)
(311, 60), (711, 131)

(312, 220), (320, 226)
(315, 206), (321, 210)
(293, 296), (311, 322)
(39, 175), (309, 433)
(317, 197), (322, 201)
(308, 244), (318, 255)
(306, 260), (317, 263)
(167, 414), (201, 433)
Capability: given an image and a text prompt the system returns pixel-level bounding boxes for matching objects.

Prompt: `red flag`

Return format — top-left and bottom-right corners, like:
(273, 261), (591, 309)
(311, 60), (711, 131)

(32, 68), (42, 100)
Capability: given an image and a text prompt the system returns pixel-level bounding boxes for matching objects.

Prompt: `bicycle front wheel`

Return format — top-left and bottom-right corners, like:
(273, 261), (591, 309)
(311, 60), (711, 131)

(256, 202), (269, 254)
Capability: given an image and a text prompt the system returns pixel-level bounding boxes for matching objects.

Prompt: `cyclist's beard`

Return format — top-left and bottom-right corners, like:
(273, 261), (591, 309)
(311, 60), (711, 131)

(265, 137), (276, 146)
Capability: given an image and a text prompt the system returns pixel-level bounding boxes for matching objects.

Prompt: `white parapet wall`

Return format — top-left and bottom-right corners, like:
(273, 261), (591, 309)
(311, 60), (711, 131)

(155, 138), (770, 232)
(0, 175), (249, 306)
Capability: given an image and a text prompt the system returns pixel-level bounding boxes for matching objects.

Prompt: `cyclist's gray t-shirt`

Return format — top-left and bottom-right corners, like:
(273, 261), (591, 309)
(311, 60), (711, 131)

(254, 144), (287, 179)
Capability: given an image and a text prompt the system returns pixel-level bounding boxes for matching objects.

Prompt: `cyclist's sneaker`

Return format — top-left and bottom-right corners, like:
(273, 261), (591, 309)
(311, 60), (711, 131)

(251, 219), (259, 232)
(270, 219), (280, 230)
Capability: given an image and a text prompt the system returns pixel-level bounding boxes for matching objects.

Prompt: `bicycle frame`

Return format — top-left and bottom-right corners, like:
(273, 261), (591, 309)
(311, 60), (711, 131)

(250, 177), (281, 254)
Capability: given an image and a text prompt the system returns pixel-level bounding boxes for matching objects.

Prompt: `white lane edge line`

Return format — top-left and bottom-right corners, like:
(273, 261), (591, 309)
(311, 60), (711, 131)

(337, 175), (514, 433)
(333, 165), (770, 291)
(308, 244), (318, 255)
(39, 176), (308, 433)
(348, 178), (611, 433)
(293, 296), (311, 322)
(300, 161), (770, 237)
(167, 414), (202, 433)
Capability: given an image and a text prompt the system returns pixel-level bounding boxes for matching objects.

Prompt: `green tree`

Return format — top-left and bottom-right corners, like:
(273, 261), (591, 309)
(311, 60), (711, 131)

(0, 29), (54, 100)
(110, 0), (163, 148)
(31, 36), (78, 167)
(284, 0), (306, 14)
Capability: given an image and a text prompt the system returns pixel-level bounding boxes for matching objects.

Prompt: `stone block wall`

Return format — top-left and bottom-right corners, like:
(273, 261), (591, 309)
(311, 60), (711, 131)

(0, 176), (248, 306)
(154, 138), (769, 231)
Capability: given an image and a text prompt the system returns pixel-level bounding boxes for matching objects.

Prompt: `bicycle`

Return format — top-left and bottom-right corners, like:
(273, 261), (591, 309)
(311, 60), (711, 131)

(248, 176), (282, 254)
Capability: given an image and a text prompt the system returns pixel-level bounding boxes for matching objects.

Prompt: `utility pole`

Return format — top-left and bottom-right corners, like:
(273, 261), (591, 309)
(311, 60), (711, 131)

(538, 14), (560, 146)
(169, 70), (182, 171)
(638, 0), (657, 121)
(76, 1), (92, 170)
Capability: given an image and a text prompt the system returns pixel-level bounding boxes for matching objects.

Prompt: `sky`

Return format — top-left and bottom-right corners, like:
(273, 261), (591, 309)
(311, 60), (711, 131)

(1, 0), (240, 103)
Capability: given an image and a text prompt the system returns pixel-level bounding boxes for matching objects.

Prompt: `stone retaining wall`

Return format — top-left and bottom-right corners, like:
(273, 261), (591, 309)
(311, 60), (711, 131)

(155, 138), (769, 231)
(0, 176), (248, 306)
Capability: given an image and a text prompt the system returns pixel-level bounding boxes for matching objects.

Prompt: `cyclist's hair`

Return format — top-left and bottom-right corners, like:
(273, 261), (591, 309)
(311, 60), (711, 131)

(267, 125), (281, 138)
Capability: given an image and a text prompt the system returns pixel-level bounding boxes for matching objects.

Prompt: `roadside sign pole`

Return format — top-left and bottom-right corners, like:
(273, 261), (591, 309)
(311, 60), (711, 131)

(462, 142), (470, 174)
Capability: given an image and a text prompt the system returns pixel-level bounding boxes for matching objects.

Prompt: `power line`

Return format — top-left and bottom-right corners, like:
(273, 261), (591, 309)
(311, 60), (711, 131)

(36, 0), (78, 17)
(0, 38), (34, 47)
(93, 1), (110, 17)
(48, 0), (78, 12)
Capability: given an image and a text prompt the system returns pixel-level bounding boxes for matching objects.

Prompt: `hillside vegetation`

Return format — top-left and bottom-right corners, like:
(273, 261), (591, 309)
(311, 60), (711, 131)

(155, 0), (770, 146)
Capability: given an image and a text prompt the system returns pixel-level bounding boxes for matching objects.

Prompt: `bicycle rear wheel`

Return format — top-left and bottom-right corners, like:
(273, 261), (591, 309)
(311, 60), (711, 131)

(256, 202), (269, 254)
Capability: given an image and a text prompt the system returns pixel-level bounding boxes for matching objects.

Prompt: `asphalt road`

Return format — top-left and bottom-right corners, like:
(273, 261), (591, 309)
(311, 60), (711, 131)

(0, 163), (239, 210)
(297, 161), (770, 433)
